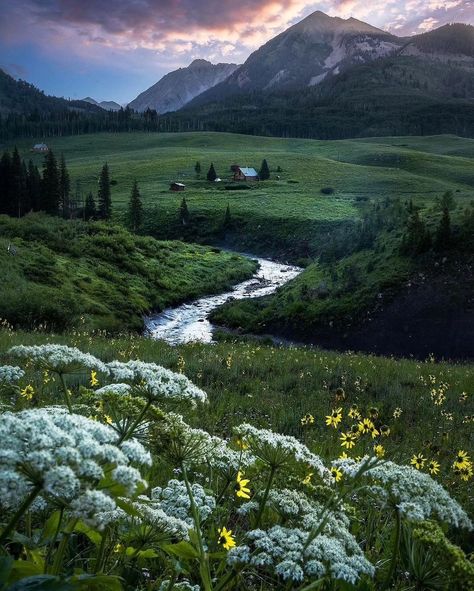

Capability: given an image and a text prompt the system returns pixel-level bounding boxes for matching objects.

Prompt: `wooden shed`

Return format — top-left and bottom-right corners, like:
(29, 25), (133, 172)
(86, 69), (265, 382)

(170, 182), (186, 192)
(233, 167), (259, 181)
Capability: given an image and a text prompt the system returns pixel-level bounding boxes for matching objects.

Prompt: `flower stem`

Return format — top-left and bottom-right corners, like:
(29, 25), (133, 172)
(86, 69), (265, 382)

(117, 400), (151, 444)
(51, 518), (78, 576)
(58, 373), (73, 413)
(383, 507), (401, 589)
(181, 463), (213, 591)
(45, 507), (64, 573)
(94, 526), (109, 573)
(0, 485), (41, 545)
(255, 465), (277, 528)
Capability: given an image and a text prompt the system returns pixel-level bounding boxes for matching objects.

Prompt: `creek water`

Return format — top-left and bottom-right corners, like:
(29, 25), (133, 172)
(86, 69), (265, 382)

(145, 256), (301, 345)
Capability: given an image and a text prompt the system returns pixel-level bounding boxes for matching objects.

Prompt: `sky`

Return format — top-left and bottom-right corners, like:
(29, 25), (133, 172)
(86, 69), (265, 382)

(1, 0), (473, 105)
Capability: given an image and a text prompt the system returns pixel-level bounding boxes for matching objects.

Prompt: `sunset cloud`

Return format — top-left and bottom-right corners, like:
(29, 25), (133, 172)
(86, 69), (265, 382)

(0, 0), (472, 102)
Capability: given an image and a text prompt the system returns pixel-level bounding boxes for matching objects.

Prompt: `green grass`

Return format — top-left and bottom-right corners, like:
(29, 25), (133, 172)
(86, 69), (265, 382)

(1, 328), (472, 513)
(0, 214), (256, 333)
(12, 132), (474, 258)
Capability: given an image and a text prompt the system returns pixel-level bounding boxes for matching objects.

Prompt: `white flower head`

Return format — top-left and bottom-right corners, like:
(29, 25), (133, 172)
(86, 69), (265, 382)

(9, 344), (108, 374)
(0, 365), (25, 383)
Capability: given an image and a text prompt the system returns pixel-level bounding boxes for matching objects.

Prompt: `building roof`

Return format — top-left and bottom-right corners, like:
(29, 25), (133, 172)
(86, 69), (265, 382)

(238, 167), (258, 177)
(33, 143), (48, 149)
(171, 182), (186, 187)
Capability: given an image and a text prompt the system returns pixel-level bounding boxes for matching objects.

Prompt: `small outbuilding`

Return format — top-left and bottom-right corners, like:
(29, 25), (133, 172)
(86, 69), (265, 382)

(233, 167), (259, 181)
(169, 182), (186, 192)
(31, 143), (49, 153)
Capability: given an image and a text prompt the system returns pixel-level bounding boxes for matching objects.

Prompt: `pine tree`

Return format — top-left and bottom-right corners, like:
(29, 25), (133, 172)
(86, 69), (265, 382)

(195, 161), (201, 177)
(26, 160), (41, 212)
(180, 196), (189, 226)
(223, 203), (231, 230)
(400, 211), (432, 256)
(0, 151), (12, 215)
(59, 153), (71, 218)
(434, 207), (451, 251)
(11, 147), (26, 217)
(127, 180), (143, 232)
(207, 163), (217, 182)
(259, 158), (270, 180)
(438, 190), (455, 212)
(40, 150), (60, 214)
(97, 163), (112, 220)
(84, 192), (96, 221)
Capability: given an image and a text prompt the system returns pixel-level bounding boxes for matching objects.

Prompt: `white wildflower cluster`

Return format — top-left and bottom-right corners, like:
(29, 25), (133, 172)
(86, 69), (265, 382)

(158, 580), (200, 591)
(9, 344), (108, 374)
(235, 423), (329, 479)
(335, 458), (472, 530)
(107, 360), (207, 404)
(95, 383), (132, 397)
(0, 365), (25, 383)
(0, 408), (150, 527)
(228, 523), (374, 584)
(207, 439), (255, 476)
(133, 498), (191, 541)
(151, 479), (216, 525)
(234, 488), (372, 584)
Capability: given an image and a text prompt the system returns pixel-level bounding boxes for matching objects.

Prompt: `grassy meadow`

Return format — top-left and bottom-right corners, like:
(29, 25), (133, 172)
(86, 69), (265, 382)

(0, 214), (256, 333)
(12, 132), (474, 258)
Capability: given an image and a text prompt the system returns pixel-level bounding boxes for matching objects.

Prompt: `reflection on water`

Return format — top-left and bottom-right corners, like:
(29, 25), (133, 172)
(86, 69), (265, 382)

(145, 257), (302, 345)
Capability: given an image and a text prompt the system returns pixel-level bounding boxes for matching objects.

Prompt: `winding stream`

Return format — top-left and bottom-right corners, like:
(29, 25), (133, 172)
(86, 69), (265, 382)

(145, 256), (302, 345)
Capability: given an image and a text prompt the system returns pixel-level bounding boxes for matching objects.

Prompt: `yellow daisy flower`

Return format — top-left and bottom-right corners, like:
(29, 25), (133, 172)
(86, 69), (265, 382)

(325, 408), (343, 429)
(410, 453), (426, 470)
(348, 405), (361, 420)
(358, 418), (374, 434)
(20, 385), (34, 401)
(453, 450), (471, 470)
(301, 413), (315, 426)
(330, 467), (343, 482)
(302, 473), (313, 485)
(340, 432), (357, 449)
(235, 471), (251, 499)
(428, 460), (440, 475)
(218, 526), (236, 551)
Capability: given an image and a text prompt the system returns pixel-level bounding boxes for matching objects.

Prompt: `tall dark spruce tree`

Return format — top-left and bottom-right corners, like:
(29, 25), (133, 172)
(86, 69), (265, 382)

(0, 151), (12, 215)
(259, 158), (270, 180)
(40, 150), (60, 214)
(26, 160), (41, 213)
(97, 163), (112, 220)
(84, 192), (96, 221)
(207, 163), (217, 182)
(59, 153), (71, 218)
(11, 147), (26, 217)
(127, 180), (143, 232)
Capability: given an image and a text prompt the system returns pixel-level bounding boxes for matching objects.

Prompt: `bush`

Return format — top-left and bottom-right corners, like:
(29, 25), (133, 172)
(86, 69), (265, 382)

(321, 187), (335, 195)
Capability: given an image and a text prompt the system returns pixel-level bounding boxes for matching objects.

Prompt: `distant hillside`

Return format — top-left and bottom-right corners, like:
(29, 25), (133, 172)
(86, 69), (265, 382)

(0, 69), (102, 116)
(128, 59), (239, 113)
(82, 97), (122, 111)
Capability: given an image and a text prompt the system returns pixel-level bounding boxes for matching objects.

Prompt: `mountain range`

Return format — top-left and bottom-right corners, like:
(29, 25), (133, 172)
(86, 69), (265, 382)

(81, 97), (122, 111)
(128, 59), (239, 113)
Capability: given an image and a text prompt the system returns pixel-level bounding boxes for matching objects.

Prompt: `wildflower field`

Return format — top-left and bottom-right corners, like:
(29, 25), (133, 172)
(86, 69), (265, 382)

(0, 328), (472, 590)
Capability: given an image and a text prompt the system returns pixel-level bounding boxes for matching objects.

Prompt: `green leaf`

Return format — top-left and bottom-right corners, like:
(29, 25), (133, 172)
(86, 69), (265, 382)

(7, 561), (43, 584)
(70, 574), (123, 591)
(115, 498), (140, 518)
(73, 522), (102, 547)
(40, 511), (62, 544)
(7, 575), (74, 591)
(0, 556), (13, 588)
(163, 541), (200, 561)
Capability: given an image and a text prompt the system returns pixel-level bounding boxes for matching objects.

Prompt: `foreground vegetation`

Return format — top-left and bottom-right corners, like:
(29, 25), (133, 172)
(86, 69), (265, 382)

(0, 214), (256, 333)
(0, 331), (472, 590)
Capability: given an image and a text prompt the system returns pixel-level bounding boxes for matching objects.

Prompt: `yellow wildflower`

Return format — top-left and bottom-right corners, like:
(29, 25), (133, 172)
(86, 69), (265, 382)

(380, 425), (390, 437)
(393, 408), (402, 419)
(218, 526), (236, 551)
(325, 408), (343, 429)
(411, 453), (426, 470)
(374, 444), (385, 458)
(20, 385), (34, 401)
(330, 467), (343, 482)
(235, 471), (251, 499)
(235, 437), (249, 450)
(302, 473), (313, 485)
(104, 415), (113, 425)
(428, 460), (440, 475)
(348, 405), (361, 420)
(301, 413), (315, 426)
(90, 371), (99, 387)
(453, 450), (471, 471)
(340, 432), (357, 449)
(358, 418), (374, 434)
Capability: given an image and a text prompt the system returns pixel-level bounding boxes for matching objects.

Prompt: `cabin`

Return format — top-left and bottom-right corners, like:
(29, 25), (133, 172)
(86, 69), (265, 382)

(31, 143), (49, 153)
(233, 167), (259, 181)
(230, 164), (241, 173)
(169, 182), (186, 192)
